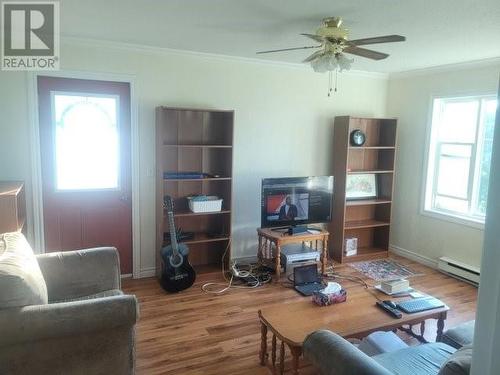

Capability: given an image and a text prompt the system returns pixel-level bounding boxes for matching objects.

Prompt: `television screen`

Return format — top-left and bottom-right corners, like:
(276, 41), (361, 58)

(261, 176), (333, 228)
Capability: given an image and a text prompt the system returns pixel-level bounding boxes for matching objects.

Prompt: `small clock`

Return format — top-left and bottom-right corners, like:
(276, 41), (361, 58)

(350, 129), (366, 146)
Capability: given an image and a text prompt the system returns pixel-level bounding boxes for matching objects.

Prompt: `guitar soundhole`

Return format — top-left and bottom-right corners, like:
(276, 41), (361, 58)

(169, 254), (183, 268)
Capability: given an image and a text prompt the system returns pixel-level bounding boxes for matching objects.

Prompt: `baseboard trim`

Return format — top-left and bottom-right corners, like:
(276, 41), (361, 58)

(389, 244), (438, 269)
(139, 267), (156, 278)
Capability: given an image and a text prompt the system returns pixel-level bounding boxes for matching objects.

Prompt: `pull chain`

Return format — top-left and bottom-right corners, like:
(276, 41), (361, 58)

(327, 69), (339, 97)
(335, 69), (338, 93)
(328, 71), (332, 97)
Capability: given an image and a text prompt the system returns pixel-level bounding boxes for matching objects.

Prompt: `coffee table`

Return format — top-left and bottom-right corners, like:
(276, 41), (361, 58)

(258, 288), (448, 374)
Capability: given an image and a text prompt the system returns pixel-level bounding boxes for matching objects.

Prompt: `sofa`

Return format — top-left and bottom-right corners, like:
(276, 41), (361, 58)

(0, 232), (139, 375)
(303, 330), (472, 375)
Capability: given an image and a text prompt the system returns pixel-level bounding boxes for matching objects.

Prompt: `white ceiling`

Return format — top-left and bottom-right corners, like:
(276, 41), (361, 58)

(60, 0), (500, 73)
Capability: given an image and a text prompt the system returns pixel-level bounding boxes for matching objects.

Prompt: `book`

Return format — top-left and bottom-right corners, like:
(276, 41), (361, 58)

(380, 279), (410, 294)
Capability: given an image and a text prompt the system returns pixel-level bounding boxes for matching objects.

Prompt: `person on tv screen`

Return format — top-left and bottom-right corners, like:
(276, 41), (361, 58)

(278, 196), (298, 221)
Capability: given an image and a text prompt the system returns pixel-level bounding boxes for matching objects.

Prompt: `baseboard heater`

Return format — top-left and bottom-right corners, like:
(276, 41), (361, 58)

(437, 257), (480, 285)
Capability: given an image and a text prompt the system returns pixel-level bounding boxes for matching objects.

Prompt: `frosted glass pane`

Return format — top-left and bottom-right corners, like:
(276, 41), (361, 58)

(438, 100), (479, 143)
(440, 144), (472, 158)
(435, 196), (468, 214)
(436, 155), (470, 199)
(53, 94), (119, 190)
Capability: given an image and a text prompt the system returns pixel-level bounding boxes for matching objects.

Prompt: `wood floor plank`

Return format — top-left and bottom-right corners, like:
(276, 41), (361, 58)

(123, 255), (477, 374)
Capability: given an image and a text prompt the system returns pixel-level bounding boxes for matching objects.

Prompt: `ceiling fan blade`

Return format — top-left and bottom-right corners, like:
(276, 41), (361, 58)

(348, 35), (406, 46)
(256, 45), (320, 54)
(303, 50), (324, 63)
(301, 33), (326, 43)
(344, 46), (389, 60)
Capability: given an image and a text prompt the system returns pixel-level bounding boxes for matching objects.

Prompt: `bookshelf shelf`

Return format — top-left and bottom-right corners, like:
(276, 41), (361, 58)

(181, 233), (230, 245)
(164, 177), (232, 182)
(342, 247), (389, 262)
(347, 170), (394, 174)
(171, 210), (231, 217)
(344, 219), (391, 230)
(346, 199), (392, 206)
(163, 144), (232, 148)
(349, 146), (396, 150)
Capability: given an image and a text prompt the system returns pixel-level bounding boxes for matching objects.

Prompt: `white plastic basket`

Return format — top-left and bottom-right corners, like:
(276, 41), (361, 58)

(187, 196), (223, 213)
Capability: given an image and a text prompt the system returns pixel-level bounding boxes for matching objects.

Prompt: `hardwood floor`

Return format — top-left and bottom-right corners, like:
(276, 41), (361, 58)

(122, 255), (477, 374)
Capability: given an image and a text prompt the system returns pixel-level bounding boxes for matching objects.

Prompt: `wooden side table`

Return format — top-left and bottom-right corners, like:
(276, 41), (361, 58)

(257, 227), (329, 280)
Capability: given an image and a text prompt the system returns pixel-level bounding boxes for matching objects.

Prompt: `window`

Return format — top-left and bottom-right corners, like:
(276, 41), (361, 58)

(424, 95), (497, 225)
(52, 93), (120, 190)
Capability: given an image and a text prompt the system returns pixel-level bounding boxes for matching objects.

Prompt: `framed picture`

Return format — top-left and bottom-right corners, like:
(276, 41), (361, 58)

(346, 173), (377, 200)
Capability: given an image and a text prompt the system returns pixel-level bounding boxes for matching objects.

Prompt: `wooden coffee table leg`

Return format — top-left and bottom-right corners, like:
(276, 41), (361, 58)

(279, 341), (285, 375)
(436, 313), (445, 342)
(272, 334), (277, 369)
(420, 321), (426, 337)
(290, 346), (302, 375)
(260, 323), (268, 365)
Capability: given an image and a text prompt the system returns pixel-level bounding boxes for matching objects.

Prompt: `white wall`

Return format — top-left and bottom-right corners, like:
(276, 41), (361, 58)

(386, 62), (500, 269)
(0, 40), (388, 276)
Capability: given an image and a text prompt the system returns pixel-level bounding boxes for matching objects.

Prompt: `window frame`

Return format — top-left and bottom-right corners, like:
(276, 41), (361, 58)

(421, 92), (497, 229)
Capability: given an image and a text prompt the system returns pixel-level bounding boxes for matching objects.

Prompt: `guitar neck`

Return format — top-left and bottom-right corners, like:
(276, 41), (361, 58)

(167, 210), (179, 255)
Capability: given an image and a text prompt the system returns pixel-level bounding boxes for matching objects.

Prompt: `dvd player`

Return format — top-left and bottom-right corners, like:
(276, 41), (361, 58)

(280, 243), (320, 276)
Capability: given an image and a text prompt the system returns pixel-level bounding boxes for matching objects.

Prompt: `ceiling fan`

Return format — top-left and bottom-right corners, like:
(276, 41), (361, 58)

(257, 17), (406, 74)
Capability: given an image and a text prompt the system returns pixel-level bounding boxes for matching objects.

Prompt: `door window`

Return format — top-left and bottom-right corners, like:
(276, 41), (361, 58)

(52, 93), (120, 190)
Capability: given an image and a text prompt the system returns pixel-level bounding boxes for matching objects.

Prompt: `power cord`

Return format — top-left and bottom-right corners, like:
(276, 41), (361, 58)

(201, 240), (272, 294)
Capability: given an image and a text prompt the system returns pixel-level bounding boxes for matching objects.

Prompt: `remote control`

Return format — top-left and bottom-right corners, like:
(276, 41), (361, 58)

(376, 301), (403, 319)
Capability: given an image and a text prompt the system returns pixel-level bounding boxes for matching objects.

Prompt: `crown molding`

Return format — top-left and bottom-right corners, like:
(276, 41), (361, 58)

(61, 36), (389, 80)
(389, 57), (500, 79)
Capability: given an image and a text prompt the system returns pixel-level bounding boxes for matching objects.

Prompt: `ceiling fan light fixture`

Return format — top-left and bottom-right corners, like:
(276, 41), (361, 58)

(310, 52), (353, 73)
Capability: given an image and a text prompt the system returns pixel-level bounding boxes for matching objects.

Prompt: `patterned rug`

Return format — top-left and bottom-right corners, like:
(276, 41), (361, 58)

(348, 259), (423, 281)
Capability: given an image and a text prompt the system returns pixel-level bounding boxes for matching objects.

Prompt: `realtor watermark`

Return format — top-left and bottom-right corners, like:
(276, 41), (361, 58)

(1, 1), (59, 70)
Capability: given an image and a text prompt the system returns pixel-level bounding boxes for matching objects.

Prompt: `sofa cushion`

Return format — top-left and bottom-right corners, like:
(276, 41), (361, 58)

(373, 342), (456, 375)
(442, 320), (475, 349)
(0, 232), (48, 308)
(438, 344), (472, 375)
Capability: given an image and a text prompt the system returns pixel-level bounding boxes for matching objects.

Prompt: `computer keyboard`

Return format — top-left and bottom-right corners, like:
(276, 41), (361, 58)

(396, 297), (445, 314)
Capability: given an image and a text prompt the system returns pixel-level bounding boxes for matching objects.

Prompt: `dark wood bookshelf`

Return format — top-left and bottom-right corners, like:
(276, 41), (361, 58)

(156, 107), (233, 275)
(328, 116), (397, 263)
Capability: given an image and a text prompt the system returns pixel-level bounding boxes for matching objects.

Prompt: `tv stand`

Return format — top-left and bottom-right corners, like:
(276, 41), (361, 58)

(270, 225), (308, 235)
(257, 227), (329, 281)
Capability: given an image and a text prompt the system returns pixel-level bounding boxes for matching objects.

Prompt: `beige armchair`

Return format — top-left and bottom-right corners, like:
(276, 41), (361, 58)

(0, 232), (138, 375)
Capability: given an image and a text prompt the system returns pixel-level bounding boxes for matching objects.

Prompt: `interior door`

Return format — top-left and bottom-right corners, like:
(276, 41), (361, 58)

(37, 76), (132, 274)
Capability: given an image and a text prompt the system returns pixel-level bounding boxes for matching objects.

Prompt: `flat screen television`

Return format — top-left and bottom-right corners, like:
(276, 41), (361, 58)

(261, 176), (334, 228)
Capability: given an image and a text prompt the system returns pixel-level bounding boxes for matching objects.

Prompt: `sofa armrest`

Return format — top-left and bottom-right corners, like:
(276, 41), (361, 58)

(303, 330), (392, 375)
(36, 247), (121, 302)
(0, 294), (138, 346)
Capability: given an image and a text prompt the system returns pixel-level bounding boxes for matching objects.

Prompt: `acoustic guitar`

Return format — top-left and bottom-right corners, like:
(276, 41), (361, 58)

(160, 196), (196, 293)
